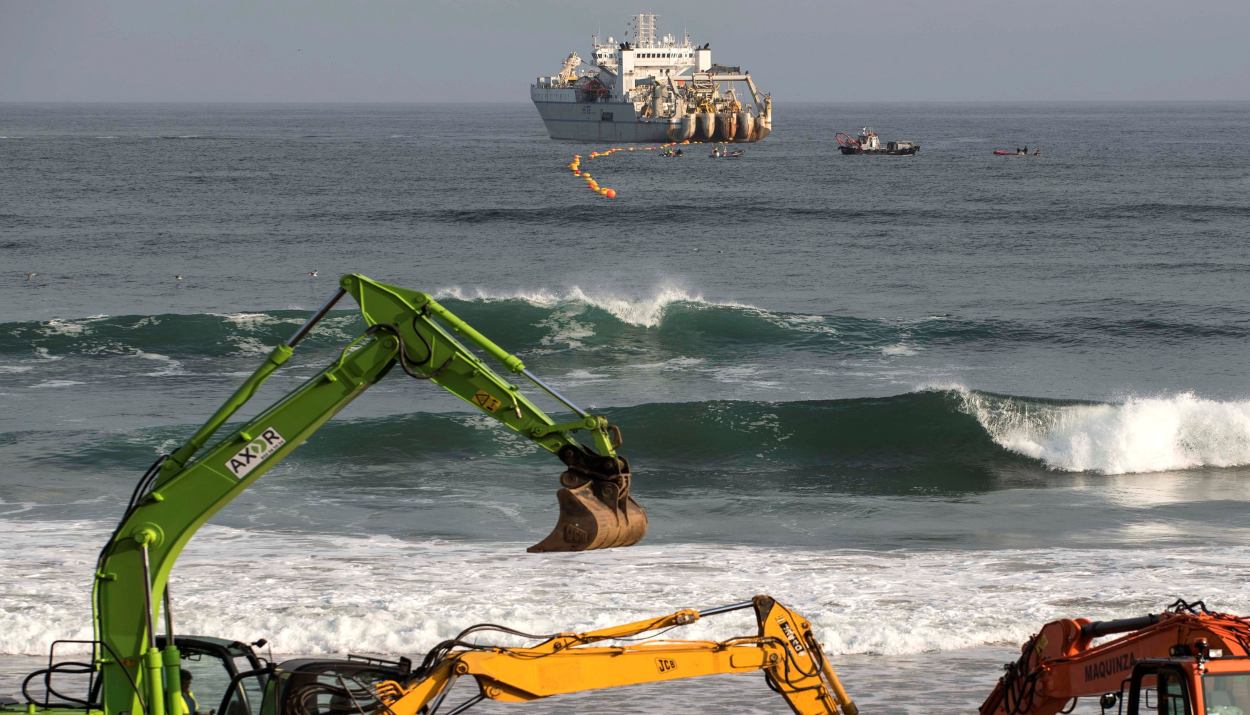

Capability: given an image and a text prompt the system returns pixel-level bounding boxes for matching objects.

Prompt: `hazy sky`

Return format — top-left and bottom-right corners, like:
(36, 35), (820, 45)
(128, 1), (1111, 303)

(1, 0), (1247, 102)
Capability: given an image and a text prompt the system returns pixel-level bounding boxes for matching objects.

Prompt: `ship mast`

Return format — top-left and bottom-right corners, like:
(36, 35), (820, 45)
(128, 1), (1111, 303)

(630, 12), (657, 48)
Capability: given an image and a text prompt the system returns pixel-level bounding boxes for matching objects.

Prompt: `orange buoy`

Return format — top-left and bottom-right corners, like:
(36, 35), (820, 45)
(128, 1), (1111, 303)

(605, 188), (617, 198)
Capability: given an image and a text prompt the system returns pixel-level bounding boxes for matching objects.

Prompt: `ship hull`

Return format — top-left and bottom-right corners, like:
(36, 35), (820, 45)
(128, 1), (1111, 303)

(838, 146), (919, 156)
(531, 86), (765, 144)
(532, 97), (679, 143)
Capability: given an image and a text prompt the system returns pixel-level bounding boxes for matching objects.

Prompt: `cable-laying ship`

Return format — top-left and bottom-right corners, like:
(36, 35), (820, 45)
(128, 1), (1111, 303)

(531, 13), (773, 143)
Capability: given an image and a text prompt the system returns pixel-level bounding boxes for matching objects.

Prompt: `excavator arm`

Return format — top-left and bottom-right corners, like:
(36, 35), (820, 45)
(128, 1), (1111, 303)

(90, 274), (646, 715)
(980, 600), (1250, 715)
(371, 595), (857, 715)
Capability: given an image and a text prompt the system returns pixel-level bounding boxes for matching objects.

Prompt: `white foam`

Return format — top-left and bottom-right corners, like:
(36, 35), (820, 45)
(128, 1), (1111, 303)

(219, 312), (278, 328)
(433, 284), (748, 328)
(3, 519), (1248, 659)
(558, 368), (610, 384)
(36, 316), (111, 338)
(629, 356), (707, 371)
(760, 311), (839, 337)
(951, 387), (1250, 474)
(881, 343), (918, 357)
(707, 365), (779, 387)
(0, 365), (34, 374)
(230, 336), (270, 355)
(0, 501), (35, 516)
(133, 350), (185, 377)
(29, 380), (85, 389)
(537, 305), (596, 349)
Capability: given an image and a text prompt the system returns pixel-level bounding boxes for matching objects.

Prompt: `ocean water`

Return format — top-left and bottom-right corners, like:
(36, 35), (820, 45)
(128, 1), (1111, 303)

(3, 101), (1250, 713)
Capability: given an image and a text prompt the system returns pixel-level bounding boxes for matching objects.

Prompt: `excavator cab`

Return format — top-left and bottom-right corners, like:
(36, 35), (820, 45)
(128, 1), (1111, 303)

(155, 636), (267, 715)
(1124, 662), (1193, 714)
(1112, 657), (1250, 714)
(982, 603), (1250, 715)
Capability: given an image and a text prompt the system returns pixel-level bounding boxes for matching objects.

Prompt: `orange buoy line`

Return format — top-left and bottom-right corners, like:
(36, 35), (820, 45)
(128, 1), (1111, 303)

(566, 140), (702, 199)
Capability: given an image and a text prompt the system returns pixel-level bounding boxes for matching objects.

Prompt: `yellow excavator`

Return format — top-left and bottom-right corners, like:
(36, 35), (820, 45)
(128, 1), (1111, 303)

(259, 594), (854, 715)
(7, 275), (856, 715)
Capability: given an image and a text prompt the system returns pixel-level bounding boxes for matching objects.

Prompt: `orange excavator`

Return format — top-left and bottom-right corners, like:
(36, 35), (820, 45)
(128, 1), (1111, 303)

(981, 599), (1250, 714)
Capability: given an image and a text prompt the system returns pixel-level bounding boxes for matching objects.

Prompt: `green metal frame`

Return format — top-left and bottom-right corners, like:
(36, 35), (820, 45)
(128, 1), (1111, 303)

(86, 274), (621, 715)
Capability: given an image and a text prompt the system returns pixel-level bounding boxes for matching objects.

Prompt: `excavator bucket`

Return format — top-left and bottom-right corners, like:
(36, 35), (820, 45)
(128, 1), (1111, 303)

(528, 462), (647, 552)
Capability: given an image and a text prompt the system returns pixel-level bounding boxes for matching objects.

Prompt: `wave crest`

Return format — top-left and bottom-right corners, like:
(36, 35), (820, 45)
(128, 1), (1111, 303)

(432, 283), (741, 328)
(956, 388), (1250, 474)
(31, 389), (1250, 479)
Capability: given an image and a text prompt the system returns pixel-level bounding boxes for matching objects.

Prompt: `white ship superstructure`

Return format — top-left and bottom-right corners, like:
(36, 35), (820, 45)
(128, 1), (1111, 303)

(531, 13), (772, 143)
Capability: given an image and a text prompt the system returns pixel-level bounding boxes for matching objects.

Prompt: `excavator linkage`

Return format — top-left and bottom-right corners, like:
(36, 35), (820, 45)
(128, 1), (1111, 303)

(338, 274), (649, 553)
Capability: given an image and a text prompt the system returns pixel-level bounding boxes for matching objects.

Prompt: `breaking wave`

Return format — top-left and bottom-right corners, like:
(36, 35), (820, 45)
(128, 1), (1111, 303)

(430, 284), (741, 329)
(25, 389), (1250, 478)
(955, 387), (1250, 474)
(0, 292), (1167, 366)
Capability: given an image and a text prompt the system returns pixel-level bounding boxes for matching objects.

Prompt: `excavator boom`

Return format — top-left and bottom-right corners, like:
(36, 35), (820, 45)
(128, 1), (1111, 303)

(372, 595), (857, 715)
(84, 274), (646, 715)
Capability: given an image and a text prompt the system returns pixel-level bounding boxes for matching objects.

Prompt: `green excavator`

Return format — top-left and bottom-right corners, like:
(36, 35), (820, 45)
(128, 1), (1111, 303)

(9, 274), (649, 715)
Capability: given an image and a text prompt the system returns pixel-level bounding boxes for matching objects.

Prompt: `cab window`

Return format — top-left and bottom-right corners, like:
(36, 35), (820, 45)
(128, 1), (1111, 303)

(1143, 670), (1190, 715)
(1202, 673), (1250, 715)
(180, 650), (234, 715)
(218, 671), (268, 715)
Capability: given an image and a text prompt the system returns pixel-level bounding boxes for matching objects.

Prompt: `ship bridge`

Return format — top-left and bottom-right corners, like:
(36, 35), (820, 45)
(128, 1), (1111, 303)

(591, 13), (711, 97)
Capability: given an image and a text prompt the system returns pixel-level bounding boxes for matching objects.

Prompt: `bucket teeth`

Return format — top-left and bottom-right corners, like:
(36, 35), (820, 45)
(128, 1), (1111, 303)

(528, 467), (647, 553)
